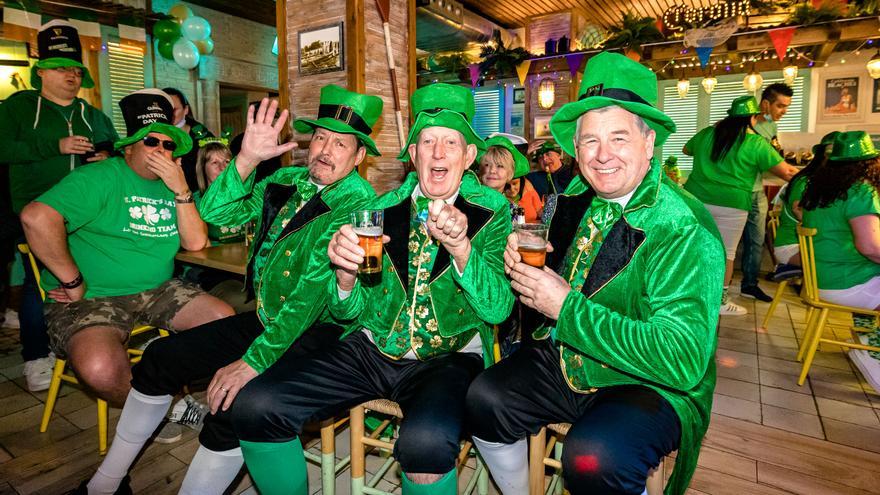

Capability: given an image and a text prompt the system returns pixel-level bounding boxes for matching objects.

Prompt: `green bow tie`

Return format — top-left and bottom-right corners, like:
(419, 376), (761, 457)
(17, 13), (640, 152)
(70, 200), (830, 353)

(590, 197), (623, 232)
(296, 179), (318, 203)
(415, 196), (431, 223)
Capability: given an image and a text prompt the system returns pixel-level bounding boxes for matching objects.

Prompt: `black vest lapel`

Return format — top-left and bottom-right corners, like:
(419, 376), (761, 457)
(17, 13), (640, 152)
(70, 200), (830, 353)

(277, 193), (331, 240)
(546, 191), (594, 272)
(383, 200), (411, 289)
(429, 195), (493, 282)
(246, 182), (297, 287)
(581, 217), (646, 298)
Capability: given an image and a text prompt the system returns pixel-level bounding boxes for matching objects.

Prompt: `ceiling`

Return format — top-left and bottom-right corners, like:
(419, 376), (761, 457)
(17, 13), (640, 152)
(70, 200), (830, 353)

(458, 0), (707, 29)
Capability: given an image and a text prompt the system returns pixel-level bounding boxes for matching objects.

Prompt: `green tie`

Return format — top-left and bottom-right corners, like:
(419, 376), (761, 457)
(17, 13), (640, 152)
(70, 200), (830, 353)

(296, 179), (318, 204)
(415, 196), (431, 224)
(590, 197), (623, 232)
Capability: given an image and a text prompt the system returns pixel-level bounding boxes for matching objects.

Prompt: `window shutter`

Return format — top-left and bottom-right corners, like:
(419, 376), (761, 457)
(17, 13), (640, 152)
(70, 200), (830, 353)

(107, 41), (145, 136)
(709, 76), (805, 133)
(660, 86), (699, 172)
(473, 88), (503, 138)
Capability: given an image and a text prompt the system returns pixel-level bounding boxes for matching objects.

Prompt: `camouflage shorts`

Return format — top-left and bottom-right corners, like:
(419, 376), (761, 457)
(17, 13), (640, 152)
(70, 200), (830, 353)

(45, 278), (206, 358)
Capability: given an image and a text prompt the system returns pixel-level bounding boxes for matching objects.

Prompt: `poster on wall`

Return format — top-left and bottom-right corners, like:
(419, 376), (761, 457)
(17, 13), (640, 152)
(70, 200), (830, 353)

(533, 116), (552, 139)
(821, 76), (861, 121)
(298, 22), (344, 76)
(872, 79), (880, 113)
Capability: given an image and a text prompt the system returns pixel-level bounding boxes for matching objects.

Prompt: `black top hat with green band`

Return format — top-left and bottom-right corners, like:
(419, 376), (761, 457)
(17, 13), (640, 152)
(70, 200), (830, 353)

(294, 84), (384, 156)
(728, 95), (761, 117)
(113, 89), (192, 157)
(31, 20), (95, 90)
(549, 51), (676, 157)
(397, 83), (485, 162)
(478, 136), (530, 178)
(828, 130), (880, 162)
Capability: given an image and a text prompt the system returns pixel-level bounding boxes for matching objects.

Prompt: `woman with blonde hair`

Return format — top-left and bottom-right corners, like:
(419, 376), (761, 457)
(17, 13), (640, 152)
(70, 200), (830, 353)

(478, 135), (543, 223)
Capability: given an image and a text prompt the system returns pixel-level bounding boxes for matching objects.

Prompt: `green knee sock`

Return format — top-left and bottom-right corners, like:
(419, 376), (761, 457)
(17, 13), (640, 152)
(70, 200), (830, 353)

(401, 470), (456, 495)
(239, 439), (308, 495)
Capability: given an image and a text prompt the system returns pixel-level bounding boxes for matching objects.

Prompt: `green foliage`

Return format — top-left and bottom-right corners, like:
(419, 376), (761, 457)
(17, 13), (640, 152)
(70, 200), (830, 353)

(787, 0), (847, 25)
(479, 30), (532, 78)
(602, 12), (664, 55)
(432, 52), (473, 73)
(852, 0), (880, 15)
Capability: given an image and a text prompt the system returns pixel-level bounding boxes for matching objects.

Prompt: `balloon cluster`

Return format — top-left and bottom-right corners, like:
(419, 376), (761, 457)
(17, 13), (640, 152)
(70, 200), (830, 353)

(154, 4), (214, 70)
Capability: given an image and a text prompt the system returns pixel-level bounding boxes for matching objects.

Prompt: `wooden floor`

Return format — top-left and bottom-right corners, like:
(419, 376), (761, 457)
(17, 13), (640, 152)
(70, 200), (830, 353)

(1, 276), (880, 494)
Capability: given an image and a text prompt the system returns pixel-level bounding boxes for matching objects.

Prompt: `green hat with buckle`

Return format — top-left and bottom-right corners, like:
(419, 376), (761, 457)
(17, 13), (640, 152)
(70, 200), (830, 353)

(478, 135), (530, 178)
(727, 95), (761, 117)
(294, 84), (384, 156)
(812, 131), (840, 155)
(549, 51), (676, 157)
(398, 83), (485, 162)
(31, 20), (95, 90)
(828, 131), (880, 162)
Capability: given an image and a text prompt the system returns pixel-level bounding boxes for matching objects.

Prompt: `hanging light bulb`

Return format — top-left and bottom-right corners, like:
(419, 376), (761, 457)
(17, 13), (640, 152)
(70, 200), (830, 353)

(782, 64), (798, 85)
(701, 75), (718, 94)
(538, 79), (555, 109)
(867, 49), (880, 79)
(677, 75), (690, 99)
(743, 68), (763, 93)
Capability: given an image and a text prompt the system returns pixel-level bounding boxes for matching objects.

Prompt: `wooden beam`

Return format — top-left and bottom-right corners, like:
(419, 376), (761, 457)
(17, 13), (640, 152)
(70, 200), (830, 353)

(409, 0), (417, 101)
(814, 26), (841, 64)
(275, 0), (291, 166)
(347, 0), (366, 93)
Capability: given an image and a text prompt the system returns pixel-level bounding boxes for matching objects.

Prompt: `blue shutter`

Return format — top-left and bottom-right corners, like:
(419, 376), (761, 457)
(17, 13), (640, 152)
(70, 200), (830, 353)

(473, 87), (503, 138)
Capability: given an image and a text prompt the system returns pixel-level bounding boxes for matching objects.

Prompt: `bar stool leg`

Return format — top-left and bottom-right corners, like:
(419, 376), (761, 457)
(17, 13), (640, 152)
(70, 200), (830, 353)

(529, 428), (546, 495)
(350, 406), (366, 495)
(97, 398), (109, 455)
(40, 359), (66, 433)
(320, 419), (336, 495)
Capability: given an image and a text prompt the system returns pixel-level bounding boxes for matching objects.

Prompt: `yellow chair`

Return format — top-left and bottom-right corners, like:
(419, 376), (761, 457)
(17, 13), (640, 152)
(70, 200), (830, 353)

(17, 243), (169, 455)
(529, 423), (666, 495)
(761, 208), (800, 329)
(793, 226), (880, 385)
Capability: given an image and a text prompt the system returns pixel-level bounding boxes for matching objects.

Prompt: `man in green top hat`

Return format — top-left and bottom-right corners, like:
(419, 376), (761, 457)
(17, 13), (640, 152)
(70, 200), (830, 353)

(228, 82), (514, 495)
(74, 85), (381, 495)
(0, 19), (118, 393)
(21, 87), (234, 411)
(466, 51), (726, 495)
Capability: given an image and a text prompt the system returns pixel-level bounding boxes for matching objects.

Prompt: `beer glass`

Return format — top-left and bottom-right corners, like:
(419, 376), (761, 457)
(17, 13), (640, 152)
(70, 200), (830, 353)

(515, 223), (549, 268)
(351, 210), (384, 274)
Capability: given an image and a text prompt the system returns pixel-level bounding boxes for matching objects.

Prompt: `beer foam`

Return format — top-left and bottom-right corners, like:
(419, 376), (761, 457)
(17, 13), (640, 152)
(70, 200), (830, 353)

(518, 241), (546, 250)
(354, 226), (383, 237)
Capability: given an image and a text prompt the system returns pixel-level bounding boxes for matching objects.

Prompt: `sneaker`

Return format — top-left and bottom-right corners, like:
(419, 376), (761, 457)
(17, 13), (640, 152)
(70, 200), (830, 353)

(719, 301), (747, 316)
(68, 475), (132, 495)
(2, 309), (19, 329)
(740, 285), (773, 302)
(168, 394), (208, 431)
(848, 335), (880, 394)
(772, 263), (802, 282)
(23, 354), (55, 392)
(154, 421), (183, 444)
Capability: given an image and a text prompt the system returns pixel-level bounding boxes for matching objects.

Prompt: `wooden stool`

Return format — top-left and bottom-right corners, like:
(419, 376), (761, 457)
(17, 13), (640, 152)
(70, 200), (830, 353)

(349, 398), (489, 495)
(302, 417), (351, 495)
(529, 423), (666, 495)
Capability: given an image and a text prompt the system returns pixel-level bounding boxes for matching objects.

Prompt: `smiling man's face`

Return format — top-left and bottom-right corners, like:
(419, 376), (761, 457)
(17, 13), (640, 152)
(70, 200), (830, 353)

(408, 126), (476, 200)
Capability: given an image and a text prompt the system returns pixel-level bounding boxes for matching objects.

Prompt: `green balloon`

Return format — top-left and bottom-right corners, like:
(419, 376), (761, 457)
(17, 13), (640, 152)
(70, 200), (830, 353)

(154, 19), (181, 42)
(158, 39), (175, 60)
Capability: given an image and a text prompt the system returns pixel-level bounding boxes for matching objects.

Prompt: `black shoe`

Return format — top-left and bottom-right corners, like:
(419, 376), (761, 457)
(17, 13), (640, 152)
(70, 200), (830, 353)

(772, 263), (802, 282)
(69, 476), (132, 495)
(741, 285), (773, 302)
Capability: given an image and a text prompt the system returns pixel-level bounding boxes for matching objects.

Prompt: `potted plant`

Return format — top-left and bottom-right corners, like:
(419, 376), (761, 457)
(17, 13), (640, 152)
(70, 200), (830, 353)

(479, 30), (532, 79)
(602, 11), (664, 61)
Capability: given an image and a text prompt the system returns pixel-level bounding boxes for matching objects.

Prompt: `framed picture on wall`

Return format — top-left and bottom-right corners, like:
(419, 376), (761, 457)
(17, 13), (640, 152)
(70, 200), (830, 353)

(513, 88), (526, 104)
(298, 22), (344, 76)
(872, 79), (880, 113)
(820, 76), (862, 122)
(533, 116), (552, 138)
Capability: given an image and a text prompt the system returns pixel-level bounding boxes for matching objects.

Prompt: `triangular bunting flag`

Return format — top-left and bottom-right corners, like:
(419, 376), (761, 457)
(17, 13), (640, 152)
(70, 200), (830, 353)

(469, 63), (481, 88)
(565, 53), (586, 77)
(516, 60), (531, 87)
(696, 46), (713, 68)
(768, 27), (796, 62)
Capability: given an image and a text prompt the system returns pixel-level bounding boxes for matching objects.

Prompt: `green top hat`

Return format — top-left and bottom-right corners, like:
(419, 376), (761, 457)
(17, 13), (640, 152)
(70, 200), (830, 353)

(478, 136), (530, 178)
(812, 131), (840, 155)
(294, 84), (384, 156)
(113, 89), (192, 157)
(549, 51), (676, 158)
(530, 140), (562, 161)
(828, 131), (880, 162)
(31, 20), (95, 90)
(727, 95), (761, 117)
(397, 83), (485, 162)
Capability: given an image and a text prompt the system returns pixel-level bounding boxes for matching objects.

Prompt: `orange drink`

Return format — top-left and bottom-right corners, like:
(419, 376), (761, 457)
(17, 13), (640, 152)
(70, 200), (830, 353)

(351, 210), (384, 274)
(515, 224), (549, 268)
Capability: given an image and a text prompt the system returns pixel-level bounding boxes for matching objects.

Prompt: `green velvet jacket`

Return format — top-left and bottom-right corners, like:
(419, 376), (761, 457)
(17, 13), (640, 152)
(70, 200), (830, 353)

(530, 160), (724, 495)
(327, 171), (514, 367)
(198, 162), (376, 373)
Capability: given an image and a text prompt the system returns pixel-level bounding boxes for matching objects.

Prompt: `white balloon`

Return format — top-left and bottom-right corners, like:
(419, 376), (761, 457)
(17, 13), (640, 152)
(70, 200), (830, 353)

(172, 39), (200, 69)
(182, 16), (211, 42)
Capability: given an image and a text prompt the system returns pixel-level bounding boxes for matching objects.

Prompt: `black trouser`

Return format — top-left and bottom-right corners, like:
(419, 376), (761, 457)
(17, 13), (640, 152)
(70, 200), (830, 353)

(230, 332), (483, 474)
(132, 311), (343, 451)
(466, 340), (681, 495)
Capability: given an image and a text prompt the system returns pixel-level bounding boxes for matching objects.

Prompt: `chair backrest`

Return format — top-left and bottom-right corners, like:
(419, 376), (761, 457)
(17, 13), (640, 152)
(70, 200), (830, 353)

(796, 225), (819, 302)
(16, 243), (46, 302)
(767, 208), (780, 243)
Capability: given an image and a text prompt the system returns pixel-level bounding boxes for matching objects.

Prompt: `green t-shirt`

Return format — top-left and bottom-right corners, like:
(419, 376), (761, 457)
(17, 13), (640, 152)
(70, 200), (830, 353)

(37, 157), (180, 298)
(193, 190), (245, 244)
(752, 119), (781, 192)
(683, 127), (782, 210)
(802, 181), (880, 290)
(774, 176), (807, 247)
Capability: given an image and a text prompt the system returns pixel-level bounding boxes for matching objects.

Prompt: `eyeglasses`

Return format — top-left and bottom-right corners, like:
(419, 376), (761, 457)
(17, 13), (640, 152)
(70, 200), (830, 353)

(142, 136), (177, 152)
(53, 66), (83, 78)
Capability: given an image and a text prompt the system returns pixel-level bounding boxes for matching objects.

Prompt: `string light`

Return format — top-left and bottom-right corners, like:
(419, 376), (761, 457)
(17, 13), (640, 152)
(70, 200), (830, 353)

(677, 74), (690, 98)
(701, 75), (717, 94)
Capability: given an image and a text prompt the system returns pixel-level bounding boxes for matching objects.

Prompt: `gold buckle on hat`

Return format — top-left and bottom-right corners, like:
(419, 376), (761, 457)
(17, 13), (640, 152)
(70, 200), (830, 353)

(334, 105), (354, 124)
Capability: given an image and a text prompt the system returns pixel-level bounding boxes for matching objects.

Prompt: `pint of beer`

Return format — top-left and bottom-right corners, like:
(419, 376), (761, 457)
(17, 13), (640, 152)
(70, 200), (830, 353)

(515, 223), (549, 268)
(351, 210), (384, 274)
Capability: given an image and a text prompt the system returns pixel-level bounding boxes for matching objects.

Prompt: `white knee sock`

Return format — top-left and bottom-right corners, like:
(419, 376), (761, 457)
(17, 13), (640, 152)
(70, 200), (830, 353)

(178, 446), (244, 495)
(87, 389), (173, 494)
(472, 436), (528, 495)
